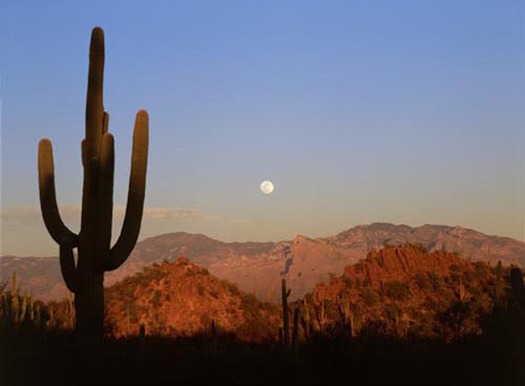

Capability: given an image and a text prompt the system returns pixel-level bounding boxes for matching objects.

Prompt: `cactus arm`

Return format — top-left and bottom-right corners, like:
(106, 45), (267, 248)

(38, 139), (78, 246)
(81, 140), (88, 167)
(60, 242), (78, 293)
(103, 111), (109, 134)
(99, 132), (114, 220)
(106, 110), (149, 271)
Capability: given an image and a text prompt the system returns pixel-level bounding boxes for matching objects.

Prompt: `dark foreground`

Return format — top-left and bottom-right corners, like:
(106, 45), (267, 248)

(2, 325), (525, 386)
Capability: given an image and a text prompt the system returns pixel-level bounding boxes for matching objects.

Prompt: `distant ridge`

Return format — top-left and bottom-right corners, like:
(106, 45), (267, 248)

(1, 223), (523, 302)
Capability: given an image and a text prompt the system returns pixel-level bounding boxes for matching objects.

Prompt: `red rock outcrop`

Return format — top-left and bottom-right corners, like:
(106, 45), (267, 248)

(104, 257), (281, 342)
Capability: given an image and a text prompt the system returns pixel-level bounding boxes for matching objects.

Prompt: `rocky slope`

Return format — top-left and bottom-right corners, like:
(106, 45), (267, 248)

(307, 244), (506, 339)
(2, 223), (523, 302)
(104, 257), (281, 342)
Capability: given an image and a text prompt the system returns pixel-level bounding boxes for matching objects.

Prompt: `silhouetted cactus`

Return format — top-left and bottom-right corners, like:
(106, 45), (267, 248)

(34, 302), (42, 327)
(348, 310), (356, 338)
(11, 272), (20, 323)
(301, 297), (312, 339)
(66, 293), (75, 328)
(510, 267), (525, 308)
(46, 307), (56, 329)
(0, 279), (8, 322)
(456, 275), (466, 302)
(38, 27), (149, 344)
(28, 291), (35, 322)
(281, 278), (291, 348)
(494, 261), (505, 306)
(315, 299), (328, 333)
(210, 319), (218, 354)
(19, 292), (27, 323)
(139, 324), (146, 339)
(291, 306), (299, 354)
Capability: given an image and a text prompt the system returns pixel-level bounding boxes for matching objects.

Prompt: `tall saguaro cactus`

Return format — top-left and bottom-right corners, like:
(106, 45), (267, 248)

(38, 27), (149, 343)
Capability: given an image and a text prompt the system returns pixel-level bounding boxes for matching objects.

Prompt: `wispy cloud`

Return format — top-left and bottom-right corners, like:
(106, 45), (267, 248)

(1, 204), (211, 225)
(228, 218), (251, 224)
(0, 204), (79, 226)
(140, 207), (209, 220)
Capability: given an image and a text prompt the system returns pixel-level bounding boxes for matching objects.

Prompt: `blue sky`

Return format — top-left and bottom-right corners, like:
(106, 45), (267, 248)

(1, 0), (524, 255)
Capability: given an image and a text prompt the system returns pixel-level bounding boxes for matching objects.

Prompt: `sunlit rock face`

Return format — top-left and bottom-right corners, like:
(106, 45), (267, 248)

(310, 244), (504, 339)
(104, 257), (281, 342)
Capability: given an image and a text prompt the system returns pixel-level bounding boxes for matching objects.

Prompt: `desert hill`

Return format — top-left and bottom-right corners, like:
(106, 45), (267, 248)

(307, 243), (506, 339)
(104, 257), (281, 343)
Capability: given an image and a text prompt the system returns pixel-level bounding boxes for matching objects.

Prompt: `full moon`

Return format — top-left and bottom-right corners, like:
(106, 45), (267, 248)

(260, 180), (274, 194)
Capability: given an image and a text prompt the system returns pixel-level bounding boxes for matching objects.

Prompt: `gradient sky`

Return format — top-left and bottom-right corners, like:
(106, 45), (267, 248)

(1, 0), (524, 256)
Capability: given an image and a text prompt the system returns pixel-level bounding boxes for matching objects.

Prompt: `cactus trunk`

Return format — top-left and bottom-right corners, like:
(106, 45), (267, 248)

(75, 269), (104, 341)
(37, 27), (149, 344)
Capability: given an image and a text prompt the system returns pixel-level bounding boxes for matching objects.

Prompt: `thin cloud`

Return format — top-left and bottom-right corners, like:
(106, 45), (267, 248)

(140, 207), (207, 220)
(1, 204), (211, 225)
(229, 218), (251, 224)
(0, 204), (79, 226)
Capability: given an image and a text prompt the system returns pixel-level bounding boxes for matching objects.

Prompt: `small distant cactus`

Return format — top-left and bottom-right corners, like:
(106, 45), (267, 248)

(458, 275), (466, 302)
(291, 306), (299, 353)
(28, 291), (35, 322)
(210, 319), (218, 354)
(37, 27), (149, 343)
(281, 278), (291, 348)
(11, 273), (19, 321)
(66, 293), (75, 328)
(510, 267), (525, 308)
(0, 278), (9, 322)
(316, 299), (329, 333)
(301, 297), (312, 339)
(46, 307), (56, 329)
(139, 323), (146, 339)
(19, 292), (28, 323)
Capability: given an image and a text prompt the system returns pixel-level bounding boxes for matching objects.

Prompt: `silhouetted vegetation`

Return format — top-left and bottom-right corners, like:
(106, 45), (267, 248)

(2, 263), (524, 385)
(384, 280), (411, 301)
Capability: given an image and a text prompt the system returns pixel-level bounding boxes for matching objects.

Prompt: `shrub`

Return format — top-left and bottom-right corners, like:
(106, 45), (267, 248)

(361, 288), (380, 305)
(343, 276), (353, 289)
(385, 281), (411, 301)
(428, 272), (444, 291)
(415, 274), (431, 291)
(151, 290), (162, 308)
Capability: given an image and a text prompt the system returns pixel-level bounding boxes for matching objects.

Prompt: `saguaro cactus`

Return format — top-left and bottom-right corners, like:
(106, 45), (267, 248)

(281, 278), (291, 348)
(38, 27), (149, 343)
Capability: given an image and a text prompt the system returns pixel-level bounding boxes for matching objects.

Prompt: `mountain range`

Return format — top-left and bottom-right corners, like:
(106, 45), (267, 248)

(47, 242), (513, 343)
(1, 222), (523, 302)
